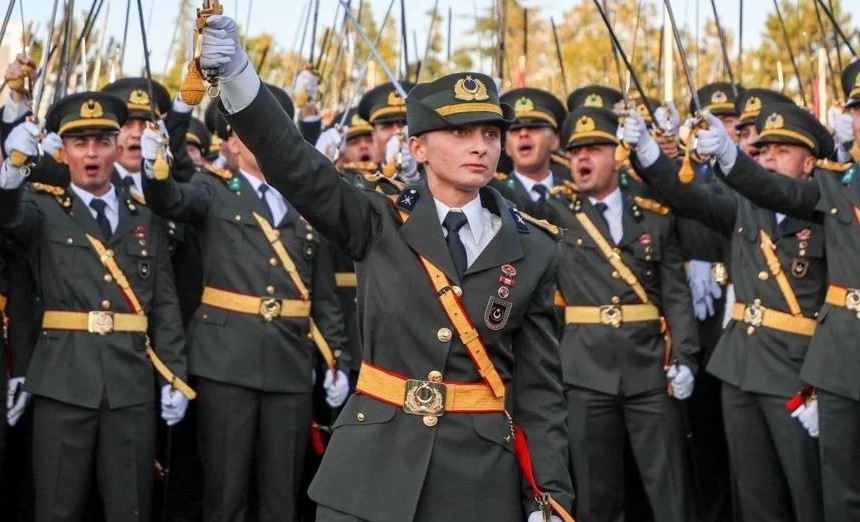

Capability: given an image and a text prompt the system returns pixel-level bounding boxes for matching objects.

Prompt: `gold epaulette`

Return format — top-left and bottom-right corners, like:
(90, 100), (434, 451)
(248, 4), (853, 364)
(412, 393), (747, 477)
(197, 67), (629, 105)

(342, 161), (379, 174)
(816, 158), (854, 173)
(493, 171), (509, 181)
(518, 211), (562, 239)
(130, 192), (147, 205)
(551, 152), (569, 166)
(30, 182), (65, 196)
(634, 196), (670, 215)
(203, 164), (233, 180)
(361, 172), (406, 193)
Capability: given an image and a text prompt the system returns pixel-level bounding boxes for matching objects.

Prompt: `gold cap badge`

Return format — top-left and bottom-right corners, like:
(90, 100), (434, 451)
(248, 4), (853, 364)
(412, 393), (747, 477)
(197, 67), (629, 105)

(453, 75), (490, 102)
(80, 99), (104, 119)
(744, 96), (761, 114)
(129, 89), (150, 106)
(387, 90), (406, 107)
(764, 112), (784, 130)
(575, 116), (596, 133)
(585, 93), (603, 107)
(514, 97), (535, 115)
(711, 90), (728, 104)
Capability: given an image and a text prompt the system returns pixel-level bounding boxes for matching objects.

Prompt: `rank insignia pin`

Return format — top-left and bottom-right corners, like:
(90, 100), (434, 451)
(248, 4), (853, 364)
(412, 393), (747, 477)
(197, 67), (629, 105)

(501, 264), (517, 277)
(228, 177), (242, 192)
(497, 286), (510, 299)
(499, 276), (516, 287)
(638, 233), (651, 245)
(138, 260), (151, 280)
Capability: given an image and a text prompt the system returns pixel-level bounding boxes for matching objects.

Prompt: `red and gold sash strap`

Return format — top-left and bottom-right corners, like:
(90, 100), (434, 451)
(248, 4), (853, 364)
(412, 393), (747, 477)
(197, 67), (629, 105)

(513, 424), (577, 522)
(758, 229), (802, 316)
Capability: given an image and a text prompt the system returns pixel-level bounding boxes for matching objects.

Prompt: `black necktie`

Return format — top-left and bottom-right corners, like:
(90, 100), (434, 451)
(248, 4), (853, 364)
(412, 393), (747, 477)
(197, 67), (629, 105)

(121, 175), (136, 190)
(594, 202), (612, 240)
(532, 184), (548, 203)
(89, 199), (112, 240)
(442, 211), (469, 278)
(258, 184), (275, 224)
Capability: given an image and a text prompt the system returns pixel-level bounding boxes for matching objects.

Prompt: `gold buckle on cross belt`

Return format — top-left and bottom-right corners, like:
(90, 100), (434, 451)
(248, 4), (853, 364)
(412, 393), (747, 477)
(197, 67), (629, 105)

(403, 378), (447, 420)
(845, 289), (860, 314)
(600, 305), (623, 328)
(743, 300), (765, 328)
(87, 311), (115, 335)
(258, 298), (282, 322)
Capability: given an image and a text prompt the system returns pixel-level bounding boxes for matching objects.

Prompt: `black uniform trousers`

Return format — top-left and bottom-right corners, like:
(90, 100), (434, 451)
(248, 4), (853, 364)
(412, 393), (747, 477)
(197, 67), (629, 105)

(721, 382), (823, 522)
(817, 389), (860, 521)
(196, 377), (312, 522)
(566, 386), (690, 522)
(32, 397), (155, 522)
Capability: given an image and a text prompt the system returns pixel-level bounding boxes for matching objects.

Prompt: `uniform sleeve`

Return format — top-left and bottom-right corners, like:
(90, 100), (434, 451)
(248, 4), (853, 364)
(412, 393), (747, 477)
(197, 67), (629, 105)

(310, 238), (349, 370)
(164, 108), (196, 183)
(142, 171), (211, 224)
(659, 216), (700, 371)
(148, 216), (187, 383)
(0, 187), (43, 246)
(510, 242), (575, 513)
(631, 151), (737, 236)
(715, 151), (822, 222)
(223, 83), (381, 261)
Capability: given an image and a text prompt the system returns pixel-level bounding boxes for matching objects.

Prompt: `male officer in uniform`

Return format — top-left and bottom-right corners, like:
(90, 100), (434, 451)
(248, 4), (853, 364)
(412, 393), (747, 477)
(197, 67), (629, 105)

(0, 91), (190, 522)
(490, 88), (568, 213)
(697, 62), (860, 521)
(546, 106), (698, 522)
(734, 88), (794, 160)
(141, 80), (349, 521)
(197, 13), (574, 522)
(623, 102), (828, 522)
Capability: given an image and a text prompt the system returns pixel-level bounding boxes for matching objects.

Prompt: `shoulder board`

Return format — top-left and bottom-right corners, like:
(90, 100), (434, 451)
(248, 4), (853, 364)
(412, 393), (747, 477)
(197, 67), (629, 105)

(361, 172), (406, 193)
(634, 196), (671, 215)
(518, 210), (562, 239)
(815, 158), (854, 173)
(493, 171), (509, 181)
(551, 152), (569, 166)
(342, 161), (379, 174)
(203, 164), (234, 180)
(622, 165), (642, 181)
(129, 191), (147, 206)
(30, 182), (65, 196)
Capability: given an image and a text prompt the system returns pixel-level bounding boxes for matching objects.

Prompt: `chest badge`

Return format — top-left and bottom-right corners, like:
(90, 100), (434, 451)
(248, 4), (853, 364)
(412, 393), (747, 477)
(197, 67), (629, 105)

(484, 296), (512, 331)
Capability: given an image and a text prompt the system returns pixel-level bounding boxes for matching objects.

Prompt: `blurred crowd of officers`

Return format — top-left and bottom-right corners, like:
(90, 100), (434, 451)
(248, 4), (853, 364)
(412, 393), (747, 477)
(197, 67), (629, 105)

(0, 12), (859, 522)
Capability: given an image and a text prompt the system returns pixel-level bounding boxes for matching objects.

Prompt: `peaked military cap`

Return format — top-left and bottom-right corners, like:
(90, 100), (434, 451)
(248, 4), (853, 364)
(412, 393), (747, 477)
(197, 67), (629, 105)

(567, 85), (623, 111)
(332, 108), (373, 140)
(690, 82), (744, 116)
(559, 106), (620, 150)
(754, 102), (834, 159)
(406, 72), (514, 136)
(841, 59), (860, 109)
(45, 91), (128, 137)
(358, 82), (415, 125)
(735, 88), (794, 129)
(263, 83), (295, 120)
(101, 77), (171, 121)
(500, 88), (567, 130)
(186, 117), (212, 155)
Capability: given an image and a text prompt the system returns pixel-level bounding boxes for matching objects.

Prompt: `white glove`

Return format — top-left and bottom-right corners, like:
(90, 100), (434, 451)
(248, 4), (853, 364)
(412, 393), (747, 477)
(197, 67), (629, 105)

(7, 377), (30, 426)
(293, 69), (319, 104)
(654, 101), (680, 136)
(42, 132), (63, 158)
(160, 384), (189, 426)
(621, 109), (659, 167)
(527, 512), (562, 522)
(315, 126), (345, 162)
(386, 129), (419, 182)
(141, 121), (172, 179)
(687, 259), (722, 321)
(790, 399), (820, 438)
(695, 111), (737, 172)
(831, 108), (854, 148)
(172, 94), (193, 115)
(200, 15), (248, 81)
(666, 364), (694, 400)
(323, 369), (349, 408)
(5, 120), (40, 158)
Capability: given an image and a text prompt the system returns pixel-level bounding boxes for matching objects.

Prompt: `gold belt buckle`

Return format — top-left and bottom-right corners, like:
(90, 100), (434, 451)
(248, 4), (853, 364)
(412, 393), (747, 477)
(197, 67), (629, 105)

(600, 305), (623, 328)
(403, 379), (446, 426)
(87, 311), (115, 335)
(844, 288), (860, 319)
(258, 298), (282, 322)
(743, 300), (765, 327)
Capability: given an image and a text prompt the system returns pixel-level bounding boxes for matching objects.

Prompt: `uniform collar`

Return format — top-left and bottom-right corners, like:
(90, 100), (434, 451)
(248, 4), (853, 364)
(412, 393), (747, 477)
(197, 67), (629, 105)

(69, 182), (120, 214)
(588, 186), (623, 218)
(434, 194), (485, 244)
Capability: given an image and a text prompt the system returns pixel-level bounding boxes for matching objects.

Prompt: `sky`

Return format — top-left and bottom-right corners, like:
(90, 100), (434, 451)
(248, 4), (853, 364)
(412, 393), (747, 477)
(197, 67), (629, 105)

(18, 0), (860, 81)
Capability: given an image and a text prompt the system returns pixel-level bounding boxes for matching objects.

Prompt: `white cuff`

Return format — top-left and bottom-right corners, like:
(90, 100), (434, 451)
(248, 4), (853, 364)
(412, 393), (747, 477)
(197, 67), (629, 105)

(0, 160), (26, 189)
(717, 146), (738, 174)
(218, 63), (261, 115)
(636, 140), (660, 169)
(2, 98), (28, 124)
(172, 95), (194, 115)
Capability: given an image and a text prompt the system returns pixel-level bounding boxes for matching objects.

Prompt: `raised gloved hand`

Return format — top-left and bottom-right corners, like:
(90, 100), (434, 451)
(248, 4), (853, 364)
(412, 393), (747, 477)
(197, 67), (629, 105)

(315, 126), (345, 162)
(666, 364), (694, 400)
(160, 384), (189, 426)
(141, 120), (171, 175)
(831, 108), (854, 148)
(200, 15), (248, 81)
(790, 399), (820, 438)
(526, 511), (562, 522)
(293, 68), (319, 108)
(42, 132), (63, 159)
(7, 377), (30, 426)
(4, 53), (36, 98)
(323, 369), (349, 408)
(654, 101), (680, 136)
(621, 109), (660, 167)
(386, 129), (420, 183)
(687, 259), (722, 321)
(695, 111), (737, 172)
(5, 120), (40, 158)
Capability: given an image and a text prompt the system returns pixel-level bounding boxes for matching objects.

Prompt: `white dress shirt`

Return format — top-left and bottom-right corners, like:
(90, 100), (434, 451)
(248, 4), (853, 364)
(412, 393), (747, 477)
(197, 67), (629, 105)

(240, 170), (289, 225)
(589, 187), (624, 244)
(69, 183), (120, 233)
(434, 195), (501, 268)
(513, 171), (554, 202)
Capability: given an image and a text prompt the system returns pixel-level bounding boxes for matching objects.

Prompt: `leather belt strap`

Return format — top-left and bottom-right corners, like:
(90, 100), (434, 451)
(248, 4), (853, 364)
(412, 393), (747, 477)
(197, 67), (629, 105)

(356, 362), (504, 412)
(564, 303), (660, 326)
(825, 285), (860, 316)
(201, 286), (311, 317)
(571, 200), (650, 303)
(84, 234), (196, 399)
(731, 302), (816, 336)
(250, 213), (336, 370)
(0, 293), (7, 313)
(758, 229), (803, 316)
(335, 272), (357, 288)
(42, 310), (148, 332)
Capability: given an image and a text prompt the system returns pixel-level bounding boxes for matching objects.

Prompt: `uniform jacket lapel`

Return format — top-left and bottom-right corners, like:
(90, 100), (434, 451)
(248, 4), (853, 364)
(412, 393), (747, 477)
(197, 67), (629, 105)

(68, 189), (108, 241)
(580, 197), (615, 244)
(465, 188), (523, 275)
(110, 188), (141, 245)
(399, 182), (461, 282)
(618, 192), (645, 247)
